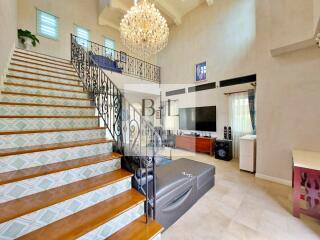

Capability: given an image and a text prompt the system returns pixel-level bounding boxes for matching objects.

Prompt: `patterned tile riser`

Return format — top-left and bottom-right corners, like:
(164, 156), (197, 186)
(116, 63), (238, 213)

(0, 105), (95, 117)
(4, 85), (88, 99)
(0, 94), (92, 107)
(77, 202), (144, 240)
(0, 129), (106, 150)
(0, 158), (121, 203)
(0, 118), (99, 131)
(8, 69), (79, 81)
(0, 142), (113, 173)
(12, 55), (72, 69)
(14, 51), (71, 63)
(6, 78), (83, 92)
(9, 64), (78, 77)
(8, 72), (81, 87)
(0, 178), (133, 240)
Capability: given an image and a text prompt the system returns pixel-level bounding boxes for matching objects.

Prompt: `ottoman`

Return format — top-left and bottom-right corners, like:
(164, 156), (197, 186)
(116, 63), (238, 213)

(155, 158), (215, 229)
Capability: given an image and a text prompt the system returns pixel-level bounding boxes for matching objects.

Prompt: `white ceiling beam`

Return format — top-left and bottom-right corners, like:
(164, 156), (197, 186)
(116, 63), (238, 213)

(98, 16), (120, 31)
(207, 0), (214, 6)
(109, 0), (130, 13)
(154, 0), (182, 25)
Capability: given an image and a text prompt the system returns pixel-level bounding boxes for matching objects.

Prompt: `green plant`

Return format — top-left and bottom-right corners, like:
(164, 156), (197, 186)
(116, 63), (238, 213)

(17, 29), (40, 47)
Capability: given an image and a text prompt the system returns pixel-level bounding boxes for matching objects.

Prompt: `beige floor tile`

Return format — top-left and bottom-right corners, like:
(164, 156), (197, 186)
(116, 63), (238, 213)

(160, 148), (320, 240)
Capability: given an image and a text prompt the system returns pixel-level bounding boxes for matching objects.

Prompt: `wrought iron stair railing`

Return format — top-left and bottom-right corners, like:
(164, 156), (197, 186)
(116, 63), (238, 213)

(71, 34), (161, 83)
(71, 34), (162, 221)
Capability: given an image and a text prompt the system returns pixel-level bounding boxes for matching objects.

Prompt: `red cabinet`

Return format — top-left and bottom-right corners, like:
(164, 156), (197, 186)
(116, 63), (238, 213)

(176, 135), (216, 156)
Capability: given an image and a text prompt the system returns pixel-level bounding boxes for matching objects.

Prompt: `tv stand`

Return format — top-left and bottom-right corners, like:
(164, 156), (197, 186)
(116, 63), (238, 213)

(175, 135), (216, 156)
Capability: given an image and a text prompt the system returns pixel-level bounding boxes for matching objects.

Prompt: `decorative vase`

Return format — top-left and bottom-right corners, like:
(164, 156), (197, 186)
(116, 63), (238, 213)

(23, 37), (33, 50)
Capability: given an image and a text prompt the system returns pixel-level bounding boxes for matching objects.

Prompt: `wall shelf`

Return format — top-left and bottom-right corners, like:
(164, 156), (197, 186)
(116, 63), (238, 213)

(271, 18), (320, 57)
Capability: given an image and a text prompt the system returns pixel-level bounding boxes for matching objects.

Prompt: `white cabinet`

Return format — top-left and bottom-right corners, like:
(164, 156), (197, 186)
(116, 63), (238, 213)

(239, 135), (256, 172)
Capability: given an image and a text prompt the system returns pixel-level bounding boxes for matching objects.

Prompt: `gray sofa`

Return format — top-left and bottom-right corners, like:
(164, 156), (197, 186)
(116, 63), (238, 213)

(154, 158), (215, 229)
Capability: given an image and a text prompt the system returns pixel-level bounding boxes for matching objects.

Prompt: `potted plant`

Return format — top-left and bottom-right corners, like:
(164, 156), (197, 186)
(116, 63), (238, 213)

(17, 29), (40, 50)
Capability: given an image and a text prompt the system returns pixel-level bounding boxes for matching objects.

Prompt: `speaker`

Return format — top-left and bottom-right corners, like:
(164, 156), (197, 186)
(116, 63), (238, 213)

(215, 139), (233, 161)
(224, 126), (228, 139)
(228, 126), (232, 140)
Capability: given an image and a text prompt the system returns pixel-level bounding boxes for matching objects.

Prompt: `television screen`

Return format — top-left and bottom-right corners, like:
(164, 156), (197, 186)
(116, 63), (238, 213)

(179, 106), (216, 131)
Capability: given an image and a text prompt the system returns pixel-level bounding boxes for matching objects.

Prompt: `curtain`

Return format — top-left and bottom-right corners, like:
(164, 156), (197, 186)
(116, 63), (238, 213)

(248, 89), (256, 134)
(229, 92), (253, 158)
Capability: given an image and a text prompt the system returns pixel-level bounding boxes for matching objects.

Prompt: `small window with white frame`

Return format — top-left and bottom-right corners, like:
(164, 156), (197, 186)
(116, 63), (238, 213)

(104, 37), (116, 59)
(36, 9), (59, 40)
(75, 25), (90, 48)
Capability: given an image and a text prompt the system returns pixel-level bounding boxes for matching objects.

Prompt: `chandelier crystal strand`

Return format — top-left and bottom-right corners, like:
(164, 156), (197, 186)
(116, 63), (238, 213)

(120, 0), (169, 58)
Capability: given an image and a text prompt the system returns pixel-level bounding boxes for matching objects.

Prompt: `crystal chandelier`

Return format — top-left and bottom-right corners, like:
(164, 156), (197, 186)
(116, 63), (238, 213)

(120, 0), (169, 58)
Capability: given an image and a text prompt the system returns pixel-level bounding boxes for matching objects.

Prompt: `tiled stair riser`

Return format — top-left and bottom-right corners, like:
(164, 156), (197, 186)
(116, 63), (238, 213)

(0, 105), (95, 117)
(6, 77), (82, 92)
(0, 142), (113, 173)
(12, 54), (72, 68)
(0, 158), (121, 203)
(0, 129), (106, 149)
(9, 63), (77, 76)
(10, 59), (73, 74)
(0, 118), (99, 131)
(7, 72), (80, 87)
(4, 84), (88, 99)
(7, 69), (79, 81)
(0, 178), (132, 240)
(0, 94), (92, 107)
(78, 203), (144, 240)
(14, 50), (70, 63)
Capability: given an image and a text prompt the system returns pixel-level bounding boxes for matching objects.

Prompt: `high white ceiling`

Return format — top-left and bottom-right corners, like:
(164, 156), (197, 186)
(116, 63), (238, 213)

(98, 0), (214, 30)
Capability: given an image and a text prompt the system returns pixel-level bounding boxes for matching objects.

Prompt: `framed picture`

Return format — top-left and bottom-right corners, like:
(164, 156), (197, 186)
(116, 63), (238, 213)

(195, 62), (206, 82)
(120, 51), (127, 63)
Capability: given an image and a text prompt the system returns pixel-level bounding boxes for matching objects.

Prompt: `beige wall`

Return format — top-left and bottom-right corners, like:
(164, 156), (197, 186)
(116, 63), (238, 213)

(314, 0), (320, 30)
(0, 0), (17, 88)
(158, 0), (257, 139)
(17, 0), (123, 60)
(269, 0), (314, 48)
(256, 0), (320, 183)
(157, 0), (320, 183)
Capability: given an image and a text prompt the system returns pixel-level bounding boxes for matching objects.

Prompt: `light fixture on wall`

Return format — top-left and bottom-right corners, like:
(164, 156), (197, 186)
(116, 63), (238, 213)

(316, 33), (320, 48)
(120, 0), (169, 58)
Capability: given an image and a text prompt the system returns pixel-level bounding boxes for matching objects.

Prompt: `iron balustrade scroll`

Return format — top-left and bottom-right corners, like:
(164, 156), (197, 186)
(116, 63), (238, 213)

(71, 34), (160, 83)
(71, 34), (162, 222)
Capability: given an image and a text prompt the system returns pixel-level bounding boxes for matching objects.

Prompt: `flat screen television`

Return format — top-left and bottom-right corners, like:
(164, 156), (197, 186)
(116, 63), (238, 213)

(179, 106), (216, 132)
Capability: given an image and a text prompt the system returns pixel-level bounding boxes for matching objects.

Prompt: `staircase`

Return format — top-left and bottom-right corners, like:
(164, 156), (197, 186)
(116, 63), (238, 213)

(0, 48), (163, 240)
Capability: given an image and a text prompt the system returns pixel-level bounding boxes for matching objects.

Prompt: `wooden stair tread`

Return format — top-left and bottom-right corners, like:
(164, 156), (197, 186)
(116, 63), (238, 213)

(10, 63), (77, 77)
(7, 74), (81, 87)
(0, 126), (103, 135)
(17, 189), (144, 240)
(0, 102), (94, 109)
(1, 91), (91, 101)
(12, 54), (72, 68)
(11, 58), (75, 72)
(4, 82), (84, 94)
(0, 138), (111, 157)
(0, 169), (133, 224)
(0, 152), (122, 185)
(14, 49), (70, 64)
(108, 216), (163, 240)
(8, 68), (78, 81)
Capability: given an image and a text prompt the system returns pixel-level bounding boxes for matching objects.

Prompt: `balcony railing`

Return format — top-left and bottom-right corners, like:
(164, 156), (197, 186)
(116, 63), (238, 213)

(71, 34), (161, 83)
(71, 34), (162, 222)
